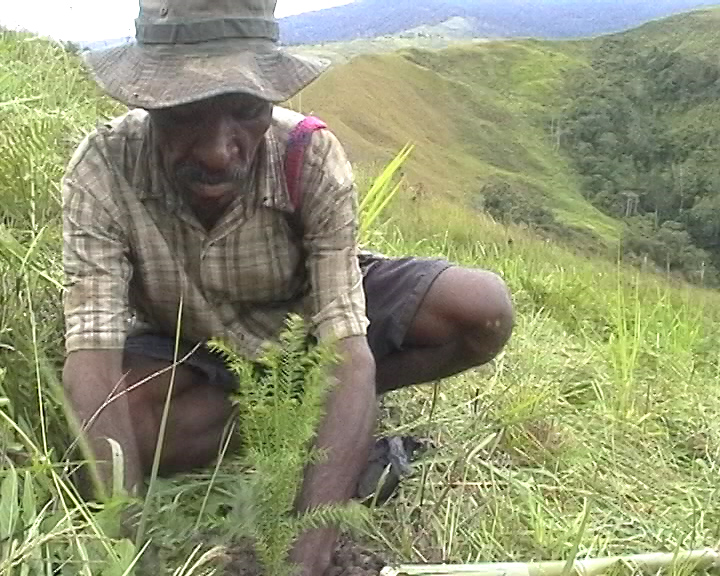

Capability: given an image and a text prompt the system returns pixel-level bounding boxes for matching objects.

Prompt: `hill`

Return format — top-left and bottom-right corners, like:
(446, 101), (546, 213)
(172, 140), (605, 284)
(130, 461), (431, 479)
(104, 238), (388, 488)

(293, 36), (619, 251)
(279, 0), (720, 45)
(79, 36), (132, 50)
(289, 6), (720, 279)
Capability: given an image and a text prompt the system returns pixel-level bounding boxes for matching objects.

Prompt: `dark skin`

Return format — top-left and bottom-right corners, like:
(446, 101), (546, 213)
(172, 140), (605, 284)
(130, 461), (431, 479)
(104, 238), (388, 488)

(62, 93), (514, 575)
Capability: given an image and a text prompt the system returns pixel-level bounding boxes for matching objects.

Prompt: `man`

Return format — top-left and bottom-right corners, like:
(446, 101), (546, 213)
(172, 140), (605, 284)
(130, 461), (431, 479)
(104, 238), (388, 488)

(61, 0), (514, 574)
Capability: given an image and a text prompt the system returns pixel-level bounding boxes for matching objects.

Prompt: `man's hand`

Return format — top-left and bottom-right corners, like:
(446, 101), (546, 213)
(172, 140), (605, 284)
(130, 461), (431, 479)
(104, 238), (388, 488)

(63, 350), (143, 500)
(290, 528), (337, 576)
(290, 336), (376, 576)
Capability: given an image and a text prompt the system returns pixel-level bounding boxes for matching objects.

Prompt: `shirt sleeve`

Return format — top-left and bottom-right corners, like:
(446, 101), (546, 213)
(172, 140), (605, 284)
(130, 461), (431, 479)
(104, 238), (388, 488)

(298, 129), (369, 343)
(62, 141), (133, 353)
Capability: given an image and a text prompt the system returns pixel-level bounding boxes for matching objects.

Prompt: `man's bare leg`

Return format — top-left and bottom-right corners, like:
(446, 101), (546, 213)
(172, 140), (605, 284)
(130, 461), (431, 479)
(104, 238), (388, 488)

(375, 267), (513, 394)
(81, 267), (511, 476)
(122, 353), (234, 475)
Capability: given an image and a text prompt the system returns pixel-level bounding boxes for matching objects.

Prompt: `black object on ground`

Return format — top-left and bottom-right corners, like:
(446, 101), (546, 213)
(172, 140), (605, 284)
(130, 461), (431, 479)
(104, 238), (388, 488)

(356, 435), (429, 505)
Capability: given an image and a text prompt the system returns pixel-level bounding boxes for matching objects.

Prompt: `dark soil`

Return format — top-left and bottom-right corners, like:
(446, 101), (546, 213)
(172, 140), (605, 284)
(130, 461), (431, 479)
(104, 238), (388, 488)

(326, 536), (387, 576)
(225, 535), (387, 576)
(224, 540), (264, 576)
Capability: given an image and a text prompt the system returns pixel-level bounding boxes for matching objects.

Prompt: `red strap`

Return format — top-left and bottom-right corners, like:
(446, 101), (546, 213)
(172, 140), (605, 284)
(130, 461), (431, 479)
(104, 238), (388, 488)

(285, 116), (328, 212)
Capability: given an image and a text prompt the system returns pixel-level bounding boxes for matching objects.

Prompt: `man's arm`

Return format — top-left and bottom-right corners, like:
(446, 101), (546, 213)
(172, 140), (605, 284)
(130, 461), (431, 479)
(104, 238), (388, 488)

(290, 336), (376, 575)
(62, 147), (135, 499)
(288, 128), (377, 575)
(64, 350), (143, 499)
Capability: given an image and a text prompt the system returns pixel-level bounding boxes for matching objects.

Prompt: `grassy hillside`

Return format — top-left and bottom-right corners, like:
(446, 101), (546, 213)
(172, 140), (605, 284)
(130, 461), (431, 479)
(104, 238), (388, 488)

(4, 13), (720, 576)
(0, 31), (123, 442)
(293, 6), (720, 275)
(293, 39), (621, 249)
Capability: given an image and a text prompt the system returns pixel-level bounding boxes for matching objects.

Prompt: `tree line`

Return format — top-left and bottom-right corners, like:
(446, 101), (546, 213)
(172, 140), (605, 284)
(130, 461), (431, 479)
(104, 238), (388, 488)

(559, 37), (720, 284)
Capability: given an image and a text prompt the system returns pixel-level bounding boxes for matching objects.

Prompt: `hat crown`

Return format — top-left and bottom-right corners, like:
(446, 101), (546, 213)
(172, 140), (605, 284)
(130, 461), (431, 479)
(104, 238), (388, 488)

(85, 0), (329, 109)
(138, 0), (277, 23)
(135, 0), (280, 44)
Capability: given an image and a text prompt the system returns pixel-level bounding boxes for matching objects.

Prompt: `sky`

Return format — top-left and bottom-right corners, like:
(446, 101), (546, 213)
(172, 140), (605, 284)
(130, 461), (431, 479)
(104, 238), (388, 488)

(0, 0), (355, 42)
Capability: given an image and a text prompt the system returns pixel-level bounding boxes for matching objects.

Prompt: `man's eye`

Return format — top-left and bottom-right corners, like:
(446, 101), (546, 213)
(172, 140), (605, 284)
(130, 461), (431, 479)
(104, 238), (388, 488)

(169, 110), (196, 124)
(233, 101), (268, 121)
(153, 108), (194, 126)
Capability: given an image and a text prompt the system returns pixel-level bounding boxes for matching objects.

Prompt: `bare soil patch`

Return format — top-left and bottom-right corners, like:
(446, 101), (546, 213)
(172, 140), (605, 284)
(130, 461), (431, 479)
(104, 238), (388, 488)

(224, 536), (387, 576)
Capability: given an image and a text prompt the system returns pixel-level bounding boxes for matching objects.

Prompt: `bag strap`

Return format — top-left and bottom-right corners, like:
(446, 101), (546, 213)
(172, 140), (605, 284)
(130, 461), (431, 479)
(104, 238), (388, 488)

(284, 116), (328, 213)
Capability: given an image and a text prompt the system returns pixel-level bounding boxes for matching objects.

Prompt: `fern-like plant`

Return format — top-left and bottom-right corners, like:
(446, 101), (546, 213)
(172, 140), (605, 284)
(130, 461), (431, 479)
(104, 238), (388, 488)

(210, 315), (367, 576)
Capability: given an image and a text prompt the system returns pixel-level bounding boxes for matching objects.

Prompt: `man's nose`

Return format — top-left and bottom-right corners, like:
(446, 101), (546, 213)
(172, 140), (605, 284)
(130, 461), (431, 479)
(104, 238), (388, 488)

(193, 117), (240, 173)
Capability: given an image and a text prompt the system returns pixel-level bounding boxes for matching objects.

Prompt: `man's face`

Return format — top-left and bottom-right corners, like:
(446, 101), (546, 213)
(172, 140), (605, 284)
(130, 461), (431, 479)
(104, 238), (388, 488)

(150, 92), (273, 217)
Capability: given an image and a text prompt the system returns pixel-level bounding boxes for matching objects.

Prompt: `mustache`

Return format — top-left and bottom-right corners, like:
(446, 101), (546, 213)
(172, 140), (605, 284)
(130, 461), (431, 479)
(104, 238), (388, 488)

(174, 163), (250, 186)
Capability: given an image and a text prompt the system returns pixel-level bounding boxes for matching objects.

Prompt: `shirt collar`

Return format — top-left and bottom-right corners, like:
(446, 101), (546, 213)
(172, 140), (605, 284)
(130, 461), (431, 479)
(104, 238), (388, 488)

(258, 122), (294, 214)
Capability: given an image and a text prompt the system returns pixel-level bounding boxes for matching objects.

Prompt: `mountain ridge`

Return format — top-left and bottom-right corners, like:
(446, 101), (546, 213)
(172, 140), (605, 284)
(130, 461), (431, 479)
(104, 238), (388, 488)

(290, 6), (720, 278)
(279, 0), (720, 45)
(76, 1), (720, 52)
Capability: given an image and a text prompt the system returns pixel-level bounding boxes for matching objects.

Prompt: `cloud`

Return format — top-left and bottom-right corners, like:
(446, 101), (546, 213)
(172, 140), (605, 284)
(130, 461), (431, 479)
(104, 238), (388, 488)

(0, 0), (355, 41)
(277, 0), (354, 17)
(3, 0), (136, 41)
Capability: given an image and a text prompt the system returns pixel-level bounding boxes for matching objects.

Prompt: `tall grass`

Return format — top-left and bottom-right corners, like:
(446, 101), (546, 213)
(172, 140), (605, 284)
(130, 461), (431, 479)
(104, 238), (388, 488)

(359, 191), (720, 565)
(3, 28), (720, 576)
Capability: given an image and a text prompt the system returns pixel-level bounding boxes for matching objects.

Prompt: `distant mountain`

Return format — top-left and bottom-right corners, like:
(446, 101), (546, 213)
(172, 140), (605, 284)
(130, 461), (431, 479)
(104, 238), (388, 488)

(400, 16), (480, 40)
(78, 37), (132, 51)
(278, 0), (720, 45)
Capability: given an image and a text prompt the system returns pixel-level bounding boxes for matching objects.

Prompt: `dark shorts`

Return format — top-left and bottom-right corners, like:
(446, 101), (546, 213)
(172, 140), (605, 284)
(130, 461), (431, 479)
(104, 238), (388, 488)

(124, 254), (452, 391)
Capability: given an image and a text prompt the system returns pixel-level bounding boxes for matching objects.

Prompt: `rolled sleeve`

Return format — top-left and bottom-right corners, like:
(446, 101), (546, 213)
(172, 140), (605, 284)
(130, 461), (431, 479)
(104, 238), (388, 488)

(62, 174), (132, 353)
(299, 130), (369, 343)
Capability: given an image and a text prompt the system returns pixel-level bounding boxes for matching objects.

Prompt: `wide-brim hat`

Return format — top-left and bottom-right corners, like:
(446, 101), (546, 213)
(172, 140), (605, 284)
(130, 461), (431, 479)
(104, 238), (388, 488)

(83, 0), (330, 109)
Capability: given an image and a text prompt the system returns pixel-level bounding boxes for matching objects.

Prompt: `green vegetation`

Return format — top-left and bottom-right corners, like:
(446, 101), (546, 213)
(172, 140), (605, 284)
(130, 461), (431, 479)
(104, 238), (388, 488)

(296, 9), (720, 285)
(294, 7), (720, 284)
(207, 320), (366, 576)
(291, 38), (622, 251)
(0, 48), (132, 573)
(559, 9), (720, 283)
(3, 9), (720, 576)
(0, 29), (122, 454)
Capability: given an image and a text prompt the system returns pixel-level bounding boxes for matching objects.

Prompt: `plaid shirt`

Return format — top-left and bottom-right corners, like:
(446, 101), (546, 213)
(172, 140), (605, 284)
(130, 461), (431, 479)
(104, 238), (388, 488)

(62, 106), (369, 358)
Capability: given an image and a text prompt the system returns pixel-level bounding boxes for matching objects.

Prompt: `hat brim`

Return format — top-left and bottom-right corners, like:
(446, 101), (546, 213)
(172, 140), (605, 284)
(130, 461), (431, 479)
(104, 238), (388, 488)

(84, 39), (330, 109)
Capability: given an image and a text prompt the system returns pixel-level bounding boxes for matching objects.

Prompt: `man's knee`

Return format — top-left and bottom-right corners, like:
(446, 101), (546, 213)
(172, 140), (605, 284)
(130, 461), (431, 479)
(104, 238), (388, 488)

(458, 270), (514, 366)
